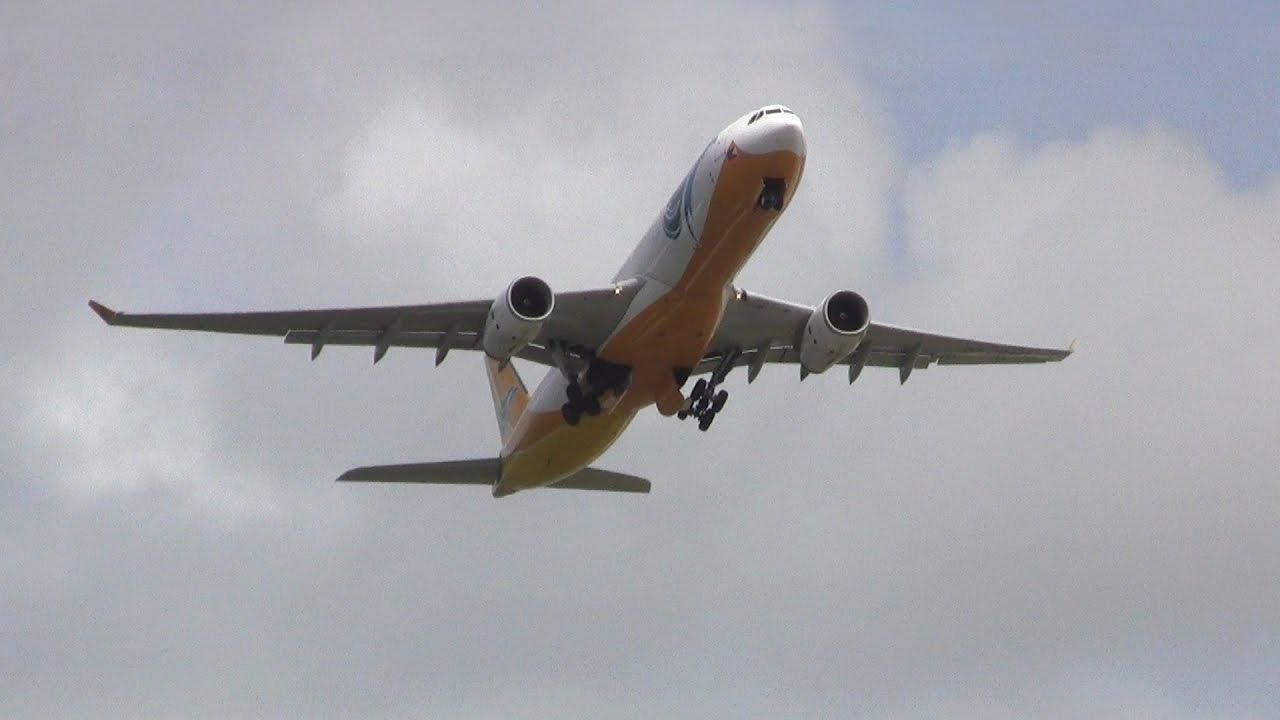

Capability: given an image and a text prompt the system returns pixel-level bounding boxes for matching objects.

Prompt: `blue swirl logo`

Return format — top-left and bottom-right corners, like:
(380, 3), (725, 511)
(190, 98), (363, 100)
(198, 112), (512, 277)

(663, 140), (714, 241)
(662, 175), (687, 239)
(681, 165), (697, 232)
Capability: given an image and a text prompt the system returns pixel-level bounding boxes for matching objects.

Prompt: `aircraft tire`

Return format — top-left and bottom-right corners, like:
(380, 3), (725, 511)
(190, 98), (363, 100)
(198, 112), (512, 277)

(567, 381), (584, 406)
(694, 396), (709, 417)
(561, 403), (582, 426)
(712, 389), (728, 412)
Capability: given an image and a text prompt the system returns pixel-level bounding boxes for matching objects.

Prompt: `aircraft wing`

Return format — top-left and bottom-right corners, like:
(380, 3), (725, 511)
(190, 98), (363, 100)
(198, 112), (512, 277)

(700, 289), (1073, 383)
(88, 281), (642, 366)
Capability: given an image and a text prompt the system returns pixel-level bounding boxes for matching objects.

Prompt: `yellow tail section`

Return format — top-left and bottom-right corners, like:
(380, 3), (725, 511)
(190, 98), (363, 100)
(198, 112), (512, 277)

(485, 357), (530, 444)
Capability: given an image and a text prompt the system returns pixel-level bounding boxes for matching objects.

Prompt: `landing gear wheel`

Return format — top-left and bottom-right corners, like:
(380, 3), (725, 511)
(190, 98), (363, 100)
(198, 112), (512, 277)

(680, 367), (733, 431)
(583, 394), (601, 416)
(561, 403), (582, 426)
(694, 396), (710, 418)
(758, 178), (787, 210)
(712, 389), (728, 412)
(566, 381), (584, 406)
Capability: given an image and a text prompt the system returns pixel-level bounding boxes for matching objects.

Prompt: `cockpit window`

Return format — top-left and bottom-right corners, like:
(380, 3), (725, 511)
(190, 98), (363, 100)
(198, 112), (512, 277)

(748, 106), (795, 125)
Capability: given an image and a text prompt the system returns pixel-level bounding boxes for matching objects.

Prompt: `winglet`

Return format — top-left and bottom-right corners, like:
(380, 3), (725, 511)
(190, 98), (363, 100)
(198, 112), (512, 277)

(88, 300), (118, 325)
(1067, 338), (1078, 355)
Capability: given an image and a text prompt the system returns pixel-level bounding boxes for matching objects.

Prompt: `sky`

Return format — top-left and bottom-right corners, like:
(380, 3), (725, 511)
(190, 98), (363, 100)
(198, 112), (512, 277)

(3, 2), (1278, 718)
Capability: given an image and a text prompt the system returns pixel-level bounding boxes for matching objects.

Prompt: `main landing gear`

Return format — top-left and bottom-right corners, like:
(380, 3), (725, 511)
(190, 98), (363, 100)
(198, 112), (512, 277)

(676, 350), (738, 431)
(678, 379), (729, 431)
(561, 355), (631, 427)
(560, 382), (598, 427)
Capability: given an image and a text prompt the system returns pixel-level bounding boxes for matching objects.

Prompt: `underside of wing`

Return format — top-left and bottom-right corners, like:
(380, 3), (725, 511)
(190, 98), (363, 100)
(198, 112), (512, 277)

(88, 280), (641, 366)
(700, 288), (1072, 382)
(861, 322), (1075, 366)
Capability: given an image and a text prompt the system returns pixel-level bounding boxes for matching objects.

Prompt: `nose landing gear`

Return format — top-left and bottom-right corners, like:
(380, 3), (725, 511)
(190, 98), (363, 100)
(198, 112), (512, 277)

(757, 178), (787, 211)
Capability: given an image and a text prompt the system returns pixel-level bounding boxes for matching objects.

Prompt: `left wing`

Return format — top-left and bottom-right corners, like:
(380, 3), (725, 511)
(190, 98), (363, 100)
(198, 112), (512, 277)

(88, 281), (641, 366)
(701, 289), (1072, 383)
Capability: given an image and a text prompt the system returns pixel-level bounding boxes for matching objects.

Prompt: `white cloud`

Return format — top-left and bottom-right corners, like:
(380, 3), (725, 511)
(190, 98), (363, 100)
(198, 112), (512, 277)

(318, 2), (897, 298)
(17, 343), (281, 524)
(4, 2), (1279, 719)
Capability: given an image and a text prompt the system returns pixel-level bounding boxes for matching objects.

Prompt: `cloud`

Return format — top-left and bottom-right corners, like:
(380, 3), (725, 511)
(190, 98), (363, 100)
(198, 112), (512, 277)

(14, 341), (281, 524)
(3, 2), (1278, 719)
(315, 2), (896, 297)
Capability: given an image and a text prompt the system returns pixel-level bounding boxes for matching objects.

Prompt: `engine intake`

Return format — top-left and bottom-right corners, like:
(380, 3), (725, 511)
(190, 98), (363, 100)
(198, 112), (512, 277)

(799, 290), (870, 374)
(482, 276), (555, 360)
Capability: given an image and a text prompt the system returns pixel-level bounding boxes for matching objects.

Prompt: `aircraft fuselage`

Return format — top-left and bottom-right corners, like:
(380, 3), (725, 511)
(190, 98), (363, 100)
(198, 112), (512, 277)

(493, 107), (806, 496)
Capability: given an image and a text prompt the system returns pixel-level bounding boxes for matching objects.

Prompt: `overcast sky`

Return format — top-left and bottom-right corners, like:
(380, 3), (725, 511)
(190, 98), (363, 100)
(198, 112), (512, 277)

(4, 3), (1278, 718)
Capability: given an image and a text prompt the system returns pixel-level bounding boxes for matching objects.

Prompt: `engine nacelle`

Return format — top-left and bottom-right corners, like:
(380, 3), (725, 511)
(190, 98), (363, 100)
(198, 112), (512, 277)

(799, 290), (870, 374)
(482, 276), (555, 360)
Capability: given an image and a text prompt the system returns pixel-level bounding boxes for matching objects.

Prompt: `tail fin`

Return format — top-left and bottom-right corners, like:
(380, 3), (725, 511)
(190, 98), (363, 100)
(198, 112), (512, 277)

(485, 357), (530, 444)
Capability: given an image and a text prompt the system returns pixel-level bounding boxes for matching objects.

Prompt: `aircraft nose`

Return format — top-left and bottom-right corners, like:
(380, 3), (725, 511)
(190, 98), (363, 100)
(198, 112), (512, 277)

(767, 113), (806, 157)
(735, 109), (806, 158)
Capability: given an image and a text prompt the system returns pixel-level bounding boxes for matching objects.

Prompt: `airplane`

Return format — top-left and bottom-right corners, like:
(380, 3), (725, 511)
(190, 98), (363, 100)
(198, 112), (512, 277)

(90, 104), (1072, 498)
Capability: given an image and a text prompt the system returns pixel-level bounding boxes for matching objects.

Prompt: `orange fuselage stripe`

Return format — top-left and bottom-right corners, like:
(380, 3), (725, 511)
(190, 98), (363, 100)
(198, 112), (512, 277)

(496, 148), (804, 493)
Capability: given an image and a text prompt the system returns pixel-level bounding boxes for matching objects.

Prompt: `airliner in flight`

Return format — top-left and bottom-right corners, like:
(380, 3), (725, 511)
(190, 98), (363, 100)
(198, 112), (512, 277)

(91, 105), (1071, 497)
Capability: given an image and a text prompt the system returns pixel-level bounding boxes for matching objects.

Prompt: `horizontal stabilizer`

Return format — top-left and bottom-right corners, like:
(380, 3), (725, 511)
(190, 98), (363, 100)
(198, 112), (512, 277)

(337, 460), (650, 495)
(548, 467), (651, 493)
(337, 459), (500, 485)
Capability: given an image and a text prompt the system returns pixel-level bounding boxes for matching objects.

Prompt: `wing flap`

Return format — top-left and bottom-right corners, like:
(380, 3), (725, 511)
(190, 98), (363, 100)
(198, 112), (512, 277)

(281, 330), (562, 366)
(281, 329), (481, 350)
(693, 346), (940, 380)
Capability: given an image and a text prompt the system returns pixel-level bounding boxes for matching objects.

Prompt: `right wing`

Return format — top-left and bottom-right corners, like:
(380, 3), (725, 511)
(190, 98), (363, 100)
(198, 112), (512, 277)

(88, 280), (642, 366)
(702, 289), (1072, 383)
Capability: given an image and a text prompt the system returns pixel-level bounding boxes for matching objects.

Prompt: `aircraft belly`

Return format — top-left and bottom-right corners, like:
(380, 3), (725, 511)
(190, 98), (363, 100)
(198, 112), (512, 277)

(648, 226), (698, 287)
(493, 147), (803, 496)
(599, 147), (805, 373)
(496, 406), (638, 495)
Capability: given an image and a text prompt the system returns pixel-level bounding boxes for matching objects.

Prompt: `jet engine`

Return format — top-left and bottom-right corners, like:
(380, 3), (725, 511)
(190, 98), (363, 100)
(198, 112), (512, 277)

(482, 276), (555, 360)
(798, 290), (870, 374)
